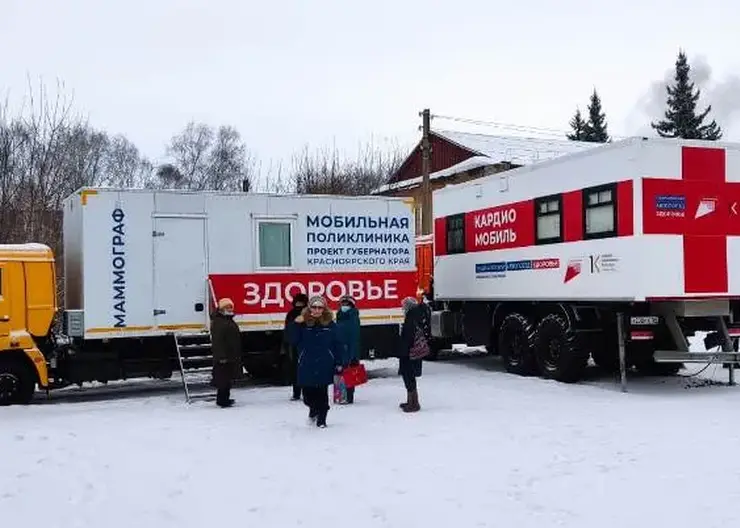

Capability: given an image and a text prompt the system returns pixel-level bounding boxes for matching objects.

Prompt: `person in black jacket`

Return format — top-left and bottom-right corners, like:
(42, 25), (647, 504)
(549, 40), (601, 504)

(397, 296), (429, 413)
(284, 293), (308, 401)
(211, 298), (243, 408)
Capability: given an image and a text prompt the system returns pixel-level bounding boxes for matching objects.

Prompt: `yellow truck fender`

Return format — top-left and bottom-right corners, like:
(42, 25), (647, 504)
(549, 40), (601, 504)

(23, 347), (49, 389)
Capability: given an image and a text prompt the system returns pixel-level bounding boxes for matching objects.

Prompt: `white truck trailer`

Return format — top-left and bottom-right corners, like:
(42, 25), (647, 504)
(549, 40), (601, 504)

(55, 188), (416, 389)
(427, 137), (740, 382)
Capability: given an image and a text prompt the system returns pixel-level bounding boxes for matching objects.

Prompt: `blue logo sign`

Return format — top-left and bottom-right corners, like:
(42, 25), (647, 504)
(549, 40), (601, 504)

(655, 195), (686, 211)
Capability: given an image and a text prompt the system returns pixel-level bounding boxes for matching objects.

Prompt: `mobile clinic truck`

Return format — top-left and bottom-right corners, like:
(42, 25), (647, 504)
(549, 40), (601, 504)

(425, 137), (740, 383)
(0, 188), (416, 405)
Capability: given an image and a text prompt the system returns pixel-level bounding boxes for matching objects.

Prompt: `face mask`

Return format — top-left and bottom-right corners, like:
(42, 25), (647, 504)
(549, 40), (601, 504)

(340, 305), (350, 312)
(222, 310), (234, 316)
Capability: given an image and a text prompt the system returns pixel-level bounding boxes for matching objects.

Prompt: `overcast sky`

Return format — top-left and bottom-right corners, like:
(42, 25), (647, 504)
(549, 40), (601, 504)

(2, 0), (740, 184)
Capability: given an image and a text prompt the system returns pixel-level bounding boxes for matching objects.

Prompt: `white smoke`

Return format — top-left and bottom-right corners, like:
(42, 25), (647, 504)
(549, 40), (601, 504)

(626, 54), (740, 139)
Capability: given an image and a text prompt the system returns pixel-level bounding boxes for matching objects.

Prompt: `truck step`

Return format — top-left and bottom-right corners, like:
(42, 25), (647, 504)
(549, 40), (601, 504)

(177, 343), (212, 352)
(654, 350), (740, 364)
(174, 331), (216, 403)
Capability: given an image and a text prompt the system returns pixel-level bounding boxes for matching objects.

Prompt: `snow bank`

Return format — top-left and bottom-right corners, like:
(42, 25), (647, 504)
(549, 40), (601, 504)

(3, 358), (740, 527)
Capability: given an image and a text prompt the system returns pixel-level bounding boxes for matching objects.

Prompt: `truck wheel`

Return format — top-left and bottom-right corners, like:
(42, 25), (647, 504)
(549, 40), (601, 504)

(534, 313), (589, 383)
(0, 358), (36, 406)
(498, 313), (537, 376)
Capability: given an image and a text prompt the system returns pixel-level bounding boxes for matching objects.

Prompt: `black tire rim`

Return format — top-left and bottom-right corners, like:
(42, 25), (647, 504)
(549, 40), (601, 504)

(542, 333), (561, 371)
(0, 372), (20, 404)
(504, 327), (525, 366)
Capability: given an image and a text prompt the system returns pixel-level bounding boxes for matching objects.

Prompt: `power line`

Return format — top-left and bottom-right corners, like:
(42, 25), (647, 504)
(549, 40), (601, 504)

(431, 114), (569, 136)
(431, 113), (630, 140)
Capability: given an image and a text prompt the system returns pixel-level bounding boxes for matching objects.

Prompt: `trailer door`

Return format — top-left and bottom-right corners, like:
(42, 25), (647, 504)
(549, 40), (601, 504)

(152, 216), (207, 329)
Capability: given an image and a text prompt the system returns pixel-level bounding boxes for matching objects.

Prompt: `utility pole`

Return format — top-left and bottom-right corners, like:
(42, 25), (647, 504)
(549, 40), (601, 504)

(420, 108), (432, 235)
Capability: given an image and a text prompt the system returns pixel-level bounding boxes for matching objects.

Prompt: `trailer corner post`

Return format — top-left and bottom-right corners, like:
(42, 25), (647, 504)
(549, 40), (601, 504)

(616, 312), (627, 393)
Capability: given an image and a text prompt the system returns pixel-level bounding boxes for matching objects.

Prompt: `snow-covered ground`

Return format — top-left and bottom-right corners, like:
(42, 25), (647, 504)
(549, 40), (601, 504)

(3, 355), (740, 527)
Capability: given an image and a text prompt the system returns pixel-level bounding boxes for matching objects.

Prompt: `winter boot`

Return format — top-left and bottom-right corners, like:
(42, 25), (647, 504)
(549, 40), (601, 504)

(399, 390), (411, 410)
(402, 390), (420, 413)
(291, 385), (301, 401)
(316, 410), (328, 428)
(346, 388), (355, 404)
(216, 389), (233, 408)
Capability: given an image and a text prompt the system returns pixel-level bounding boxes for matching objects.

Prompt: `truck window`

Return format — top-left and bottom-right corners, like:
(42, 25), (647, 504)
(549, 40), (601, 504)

(535, 195), (562, 244)
(583, 184), (617, 239)
(258, 221), (293, 267)
(446, 214), (465, 254)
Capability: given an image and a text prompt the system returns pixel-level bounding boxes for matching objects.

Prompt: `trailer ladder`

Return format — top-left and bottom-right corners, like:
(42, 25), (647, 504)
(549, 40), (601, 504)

(174, 331), (216, 403)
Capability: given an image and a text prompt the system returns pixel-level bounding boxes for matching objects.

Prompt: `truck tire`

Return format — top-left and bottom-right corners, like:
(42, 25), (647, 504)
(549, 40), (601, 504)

(0, 358), (36, 406)
(498, 313), (537, 376)
(534, 313), (589, 383)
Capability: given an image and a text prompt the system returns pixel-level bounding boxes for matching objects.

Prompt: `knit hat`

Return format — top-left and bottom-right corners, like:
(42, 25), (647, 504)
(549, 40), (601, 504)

(292, 293), (309, 307)
(218, 298), (234, 310)
(339, 295), (356, 306)
(308, 295), (327, 308)
(401, 296), (417, 314)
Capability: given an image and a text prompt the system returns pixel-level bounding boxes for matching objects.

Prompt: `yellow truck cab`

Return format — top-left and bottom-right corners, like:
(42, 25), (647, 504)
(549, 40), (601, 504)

(0, 243), (56, 405)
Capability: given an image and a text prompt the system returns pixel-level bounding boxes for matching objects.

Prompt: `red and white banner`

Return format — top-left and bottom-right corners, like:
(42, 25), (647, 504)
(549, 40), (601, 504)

(209, 271), (418, 314)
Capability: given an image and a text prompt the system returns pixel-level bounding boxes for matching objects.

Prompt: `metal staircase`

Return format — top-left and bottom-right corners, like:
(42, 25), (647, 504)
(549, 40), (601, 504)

(174, 331), (216, 403)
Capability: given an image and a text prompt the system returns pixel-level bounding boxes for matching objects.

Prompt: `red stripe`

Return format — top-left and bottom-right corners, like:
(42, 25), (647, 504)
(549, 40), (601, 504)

(682, 146), (725, 182)
(680, 147), (727, 293)
(434, 217), (447, 256)
(562, 190), (583, 242)
(617, 180), (634, 236)
(683, 235), (728, 293)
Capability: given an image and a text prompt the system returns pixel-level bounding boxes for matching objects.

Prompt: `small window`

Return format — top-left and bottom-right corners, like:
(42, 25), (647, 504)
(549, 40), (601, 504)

(583, 184), (617, 239)
(258, 221), (292, 267)
(535, 195), (562, 244)
(446, 214), (465, 254)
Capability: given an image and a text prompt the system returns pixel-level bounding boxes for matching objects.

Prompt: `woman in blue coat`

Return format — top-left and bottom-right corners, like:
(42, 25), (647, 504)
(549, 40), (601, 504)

(287, 295), (342, 428)
(336, 295), (361, 404)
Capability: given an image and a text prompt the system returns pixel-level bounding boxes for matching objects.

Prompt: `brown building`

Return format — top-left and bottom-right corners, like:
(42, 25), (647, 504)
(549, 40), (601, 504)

(374, 129), (597, 233)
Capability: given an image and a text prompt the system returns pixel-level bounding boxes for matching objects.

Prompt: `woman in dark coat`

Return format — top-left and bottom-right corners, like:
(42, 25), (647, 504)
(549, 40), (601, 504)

(284, 293), (309, 401)
(211, 297), (243, 408)
(336, 295), (361, 404)
(397, 296), (430, 413)
(287, 295), (342, 428)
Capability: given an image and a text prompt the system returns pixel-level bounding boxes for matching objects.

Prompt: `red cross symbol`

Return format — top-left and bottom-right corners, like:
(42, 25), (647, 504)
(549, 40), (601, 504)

(642, 146), (739, 294)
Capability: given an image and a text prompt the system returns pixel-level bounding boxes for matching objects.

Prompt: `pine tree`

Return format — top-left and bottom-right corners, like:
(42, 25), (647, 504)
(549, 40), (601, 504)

(651, 51), (722, 140)
(567, 108), (587, 141)
(583, 89), (609, 142)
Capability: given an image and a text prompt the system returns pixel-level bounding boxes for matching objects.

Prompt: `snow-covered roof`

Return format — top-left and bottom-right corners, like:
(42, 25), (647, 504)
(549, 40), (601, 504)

(374, 129), (599, 194)
(375, 156), (496, 194)
(434, 129), (598, 165)
(0, 243), (52, 252)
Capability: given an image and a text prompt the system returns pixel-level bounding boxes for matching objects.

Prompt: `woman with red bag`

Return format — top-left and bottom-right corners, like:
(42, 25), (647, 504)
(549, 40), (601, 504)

(336, 295), (361, 404)
(397, 296), (431, 413)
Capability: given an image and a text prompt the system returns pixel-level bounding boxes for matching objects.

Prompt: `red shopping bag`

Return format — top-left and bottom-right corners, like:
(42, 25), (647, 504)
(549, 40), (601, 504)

(342, 364), (368, 388)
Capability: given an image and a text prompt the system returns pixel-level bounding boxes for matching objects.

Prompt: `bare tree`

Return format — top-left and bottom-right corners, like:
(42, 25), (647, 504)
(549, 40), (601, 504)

(160, 121), (256, 191)
(103, 134), (154, 188)
(207, 125), (256, 190)
(291, 138), (404, 195)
